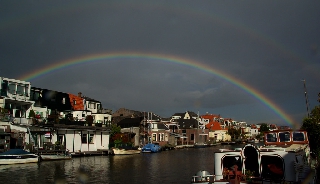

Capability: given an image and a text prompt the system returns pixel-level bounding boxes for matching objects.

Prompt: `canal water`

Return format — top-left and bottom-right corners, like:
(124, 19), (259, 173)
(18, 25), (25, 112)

(0, 144), (241, 184)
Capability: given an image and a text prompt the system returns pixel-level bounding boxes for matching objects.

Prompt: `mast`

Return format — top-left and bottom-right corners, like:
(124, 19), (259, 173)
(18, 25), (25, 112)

(302, 79), (310, 118)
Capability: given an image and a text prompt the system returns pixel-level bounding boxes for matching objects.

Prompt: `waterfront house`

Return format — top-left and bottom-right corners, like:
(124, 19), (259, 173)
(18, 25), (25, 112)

(166, 111), (212, 145)
(140, 112), (170, 147)
(0, 77), (112, 154)
(0, 77), (33, 124)
(82, 94), (112, 126)
(172, 118), (202, 145)
(202, 114), (230, 142)
(116, 117), (142, 147)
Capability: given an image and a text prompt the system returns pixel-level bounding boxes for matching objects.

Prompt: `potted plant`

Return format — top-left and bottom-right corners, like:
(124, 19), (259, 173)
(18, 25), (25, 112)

(244, 170), (255, 183)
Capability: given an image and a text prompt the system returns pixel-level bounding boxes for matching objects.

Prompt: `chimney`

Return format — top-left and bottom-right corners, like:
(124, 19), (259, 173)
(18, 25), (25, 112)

(78, 92), (82, 97)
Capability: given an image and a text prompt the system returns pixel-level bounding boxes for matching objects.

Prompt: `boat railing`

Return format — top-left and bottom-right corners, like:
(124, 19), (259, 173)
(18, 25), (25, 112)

(191, 175), (214, 183)
(259, 147), (286, 152)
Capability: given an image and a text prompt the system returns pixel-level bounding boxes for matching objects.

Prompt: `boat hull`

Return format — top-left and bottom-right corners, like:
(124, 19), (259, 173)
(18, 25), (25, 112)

(0, 149), (39, 165)
(141, 143), (161, 153)
(194, 144), (208, 148)
(113, 148), (141, 155)
(0, 156), (38, 165)
(214, 143), (316, 183)
(40, 154), (72, 161)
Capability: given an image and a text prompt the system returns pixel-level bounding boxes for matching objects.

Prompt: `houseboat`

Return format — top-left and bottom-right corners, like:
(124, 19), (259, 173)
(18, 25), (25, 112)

(193, 130), (317, 184)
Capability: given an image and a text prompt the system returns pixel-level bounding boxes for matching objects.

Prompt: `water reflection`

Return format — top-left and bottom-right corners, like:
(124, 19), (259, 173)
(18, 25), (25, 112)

(0, 146), (231, 184)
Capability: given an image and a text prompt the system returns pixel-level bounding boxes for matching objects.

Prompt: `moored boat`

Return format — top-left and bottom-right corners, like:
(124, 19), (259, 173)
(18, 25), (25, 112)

(141, 143), (161, 153)
(212, 130), (317, 184)
(0, 149), (39, 165)
(112, 148), (141, 155)
(220, 141), (236, 145)
(40, 153), (72, 161)
(191, 130), (317, 183)
(194, 142), (208, 148)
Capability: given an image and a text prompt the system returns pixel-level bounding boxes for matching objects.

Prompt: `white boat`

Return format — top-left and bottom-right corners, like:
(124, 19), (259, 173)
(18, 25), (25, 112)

(211, 130), (317, 184)
(40, 153), (72, 161)
(0, 149), (39, 165)
(112, 148), (141, 155)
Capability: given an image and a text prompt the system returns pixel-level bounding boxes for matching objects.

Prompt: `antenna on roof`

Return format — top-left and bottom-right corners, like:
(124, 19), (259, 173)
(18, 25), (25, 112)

(301, 79), (310, 118)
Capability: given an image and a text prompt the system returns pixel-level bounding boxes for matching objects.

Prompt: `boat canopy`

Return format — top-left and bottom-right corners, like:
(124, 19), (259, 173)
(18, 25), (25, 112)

(0, 149), (32, 155)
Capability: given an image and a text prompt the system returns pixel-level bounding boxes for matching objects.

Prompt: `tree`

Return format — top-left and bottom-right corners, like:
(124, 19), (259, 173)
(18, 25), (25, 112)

(110, 124), (121, 138)
(301, 105), (320, 157)
(227, 128), (241, 141)
(259, 123), (269, 133)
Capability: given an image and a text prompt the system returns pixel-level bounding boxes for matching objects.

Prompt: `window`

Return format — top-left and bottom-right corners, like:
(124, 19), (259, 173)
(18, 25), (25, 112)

(62, 98), (65, 104)
(89, 134), (94, 143)
(222, 156), (242, 171)
(25, 85), (29, 96)
(8, 83), (16, 94)
(279, 132), (290, 142)
(81, 134), (87, 143)
(266, 133), (277, 142)
(152, 133), (157, 141)
(293, 132), (305, 141)
(73, 99), (76, 105)
(17, 85), (24, 95)
(160, 133), (164, 141)
(191, 134), (194, 140)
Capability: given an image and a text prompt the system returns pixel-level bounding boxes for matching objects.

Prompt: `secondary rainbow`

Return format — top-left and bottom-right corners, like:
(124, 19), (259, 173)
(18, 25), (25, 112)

(19, 52), (296, 126)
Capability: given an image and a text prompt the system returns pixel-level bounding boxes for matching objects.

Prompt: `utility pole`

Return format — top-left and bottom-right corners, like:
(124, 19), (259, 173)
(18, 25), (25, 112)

(302, 79), (310, 118)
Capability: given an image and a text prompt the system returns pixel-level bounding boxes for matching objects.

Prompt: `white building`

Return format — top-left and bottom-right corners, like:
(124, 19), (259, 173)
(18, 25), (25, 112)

(0, 77), (33, 124)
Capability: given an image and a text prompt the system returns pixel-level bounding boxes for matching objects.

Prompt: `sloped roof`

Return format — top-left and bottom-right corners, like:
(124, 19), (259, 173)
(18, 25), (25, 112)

(117, 117), (143, 128)
(82, 96), (101, 103)
(156, 122), (168, 130)
(186, 111), (198, 117)
(206, 121), (223, 131)
(176, 118), (198, 129)
(172, 113), (184, 117)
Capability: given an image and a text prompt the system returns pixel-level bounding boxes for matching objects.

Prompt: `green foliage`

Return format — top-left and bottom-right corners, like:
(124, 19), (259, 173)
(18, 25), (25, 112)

(301, 106), (320, 157)
(310, 105), (320, 124)
(245, 169), (255, 181)
(110, 124), (121, 138)
(259, 123), (269, 133)
(227, 128), (241, 140)
(255, 133), (262, 140)
(28, 109), (35, 118)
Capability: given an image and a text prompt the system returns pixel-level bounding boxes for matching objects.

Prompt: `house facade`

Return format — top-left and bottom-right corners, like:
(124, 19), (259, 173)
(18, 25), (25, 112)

(0, 77), (112, 153)
(0, 77), (33, 124)
(203, 114), (230, 142)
